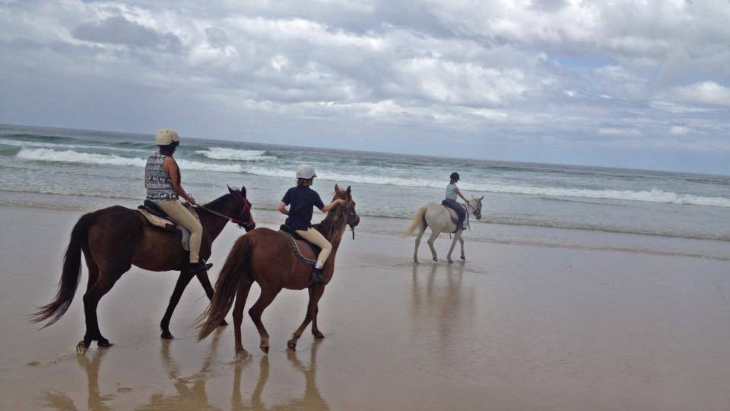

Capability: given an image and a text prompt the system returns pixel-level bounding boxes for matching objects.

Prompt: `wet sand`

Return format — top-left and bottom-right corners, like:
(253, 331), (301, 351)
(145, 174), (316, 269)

(1, 206), (730, 410)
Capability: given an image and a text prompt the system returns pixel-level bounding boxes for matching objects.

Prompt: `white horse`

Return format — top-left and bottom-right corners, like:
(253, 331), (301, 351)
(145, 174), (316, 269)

(403, 197), (483, 264)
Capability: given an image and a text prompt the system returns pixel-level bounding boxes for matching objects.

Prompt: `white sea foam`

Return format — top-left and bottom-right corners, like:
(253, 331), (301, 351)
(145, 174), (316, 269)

(0, 139), (146, 153)
(15, 148), (730, 208)
(195, 147), (273, 161)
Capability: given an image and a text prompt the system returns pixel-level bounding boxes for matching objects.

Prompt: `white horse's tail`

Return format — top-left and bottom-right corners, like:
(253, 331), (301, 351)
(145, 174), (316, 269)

(402, 206), (427, 238)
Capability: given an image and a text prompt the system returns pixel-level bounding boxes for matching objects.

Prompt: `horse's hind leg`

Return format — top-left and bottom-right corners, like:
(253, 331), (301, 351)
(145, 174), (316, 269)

(79, 268), (124, 354)
(458, 234), (466, 260)
(413, 222), (427, 264)
(233, 281), (252, 359)
(426, 230), (440, 262)
(287, 285), (325, 351)
(249, 286), (281, 354)
(159, 270), (195, 340)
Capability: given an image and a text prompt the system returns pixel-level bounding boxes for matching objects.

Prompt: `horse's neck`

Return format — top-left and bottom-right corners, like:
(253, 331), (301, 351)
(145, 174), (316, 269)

(316, 215), (347, 255)
(199, 203), (233, 241)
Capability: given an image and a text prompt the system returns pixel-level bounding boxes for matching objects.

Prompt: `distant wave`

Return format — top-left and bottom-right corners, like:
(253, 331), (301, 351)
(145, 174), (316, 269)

(195, 147), (274, 161)
(15, 148), (730, 208)
(0, 138), (147, 153)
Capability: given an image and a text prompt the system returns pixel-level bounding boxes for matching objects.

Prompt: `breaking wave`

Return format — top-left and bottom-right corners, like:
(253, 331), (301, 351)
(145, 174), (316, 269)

(195, 147), (274, 161)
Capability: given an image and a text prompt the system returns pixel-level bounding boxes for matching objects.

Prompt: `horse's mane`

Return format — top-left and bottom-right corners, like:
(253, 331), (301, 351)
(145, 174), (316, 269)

(313, 191), (348, 242)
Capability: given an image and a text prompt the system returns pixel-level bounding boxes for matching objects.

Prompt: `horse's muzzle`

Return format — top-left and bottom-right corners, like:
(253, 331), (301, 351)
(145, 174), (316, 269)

(243, 221), (256, 232)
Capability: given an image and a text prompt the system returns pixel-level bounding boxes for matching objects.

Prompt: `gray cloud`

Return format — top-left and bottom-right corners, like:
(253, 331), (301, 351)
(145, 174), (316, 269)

(0, 0), (729, 173)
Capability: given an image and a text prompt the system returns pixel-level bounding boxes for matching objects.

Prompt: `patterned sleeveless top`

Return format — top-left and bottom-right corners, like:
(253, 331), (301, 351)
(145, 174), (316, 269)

(145, 153), (178, 201)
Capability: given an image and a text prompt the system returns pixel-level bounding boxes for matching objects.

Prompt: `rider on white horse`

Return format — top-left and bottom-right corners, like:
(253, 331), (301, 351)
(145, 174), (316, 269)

(443, 172), (469, 231)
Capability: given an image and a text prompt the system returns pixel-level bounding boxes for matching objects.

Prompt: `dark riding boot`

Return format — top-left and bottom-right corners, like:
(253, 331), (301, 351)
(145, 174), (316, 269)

(188, 260), (213, 273)
(311, 267), (329, 284)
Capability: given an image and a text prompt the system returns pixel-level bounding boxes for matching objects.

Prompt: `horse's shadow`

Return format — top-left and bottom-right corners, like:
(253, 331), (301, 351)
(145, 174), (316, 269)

(232, 341), (329, 411)
(42, 348), (114, 411)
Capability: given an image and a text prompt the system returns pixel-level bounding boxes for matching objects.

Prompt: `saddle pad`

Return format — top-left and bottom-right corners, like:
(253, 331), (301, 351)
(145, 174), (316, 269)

(278, 230), (319, 266)
(137, 209), (191, 251)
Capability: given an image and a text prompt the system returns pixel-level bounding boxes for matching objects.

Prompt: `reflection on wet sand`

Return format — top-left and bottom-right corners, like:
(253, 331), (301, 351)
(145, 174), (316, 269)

(232, 342), (329, 411)
(43, 349), (113, 411)
(42, 330), (328, 411)
(410, 263), (476, 350)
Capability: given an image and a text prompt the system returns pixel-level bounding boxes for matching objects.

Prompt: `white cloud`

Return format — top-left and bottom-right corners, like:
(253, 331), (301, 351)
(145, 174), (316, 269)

(669, 125), (690, 135)
(667, 81), (730, 108)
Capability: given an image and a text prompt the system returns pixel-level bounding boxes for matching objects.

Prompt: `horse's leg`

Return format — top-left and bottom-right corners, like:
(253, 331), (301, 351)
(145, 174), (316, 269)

(446, 231), (460, 264)
(413, 222), (427, 264)
(159, 270), (195, 340)
(78, 268), (124, 354)
(196, 271), (228, 327)
(426, 230), (440, 262)
(287, 285), (325, 351)
(233, 281), (253, 359)
(459, 233), (466, 260)
(310, 285), (326, 339)
(248, 285), (281, 354)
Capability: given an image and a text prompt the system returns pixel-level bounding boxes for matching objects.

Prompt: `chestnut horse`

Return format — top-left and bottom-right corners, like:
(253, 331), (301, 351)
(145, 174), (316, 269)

(197, 184), (359, 358)
(31, 186), (255, 354)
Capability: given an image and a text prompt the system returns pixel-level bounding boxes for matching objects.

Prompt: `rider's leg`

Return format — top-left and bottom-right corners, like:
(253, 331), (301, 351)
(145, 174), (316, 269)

(295, 228), (332, 269)
(157, 200), (204, 264)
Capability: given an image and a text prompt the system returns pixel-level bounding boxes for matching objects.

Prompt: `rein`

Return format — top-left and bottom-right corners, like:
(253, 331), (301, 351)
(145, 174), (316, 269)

(192, 196), (252, 228)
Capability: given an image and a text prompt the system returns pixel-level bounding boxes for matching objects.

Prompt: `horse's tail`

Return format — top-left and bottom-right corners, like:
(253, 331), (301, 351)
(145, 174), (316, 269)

(402, 206), (428, 238)
(31, 212), (96, 328)
(197, 234), (252, 340)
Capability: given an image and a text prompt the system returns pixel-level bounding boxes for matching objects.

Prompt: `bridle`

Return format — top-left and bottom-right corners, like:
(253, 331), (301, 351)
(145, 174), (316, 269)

(462, 198), (482, 230)
(196, 192), (255, 230)
(341, 200), (358, 239)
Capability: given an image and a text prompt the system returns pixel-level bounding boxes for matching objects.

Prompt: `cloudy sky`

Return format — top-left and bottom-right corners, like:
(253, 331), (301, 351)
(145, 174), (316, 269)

(1, 0), (729, 174)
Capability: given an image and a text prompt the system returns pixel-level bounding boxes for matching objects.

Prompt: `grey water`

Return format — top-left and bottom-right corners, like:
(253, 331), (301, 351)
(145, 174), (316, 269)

(1, 123), (729, 259)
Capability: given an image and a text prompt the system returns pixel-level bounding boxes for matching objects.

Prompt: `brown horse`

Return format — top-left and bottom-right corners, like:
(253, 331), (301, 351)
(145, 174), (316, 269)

(31, 186), (255, 354)
(197, 184), (359, 358)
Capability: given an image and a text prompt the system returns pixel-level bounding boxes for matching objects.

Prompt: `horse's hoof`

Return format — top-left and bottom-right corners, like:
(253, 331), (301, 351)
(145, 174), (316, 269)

(461, 256), (466, 261)
(76, 341), (88, 355)
(161, 331), (174, 340)
(97, 339), (113, 348)
(287, 339), (297, 351)
(414, 260), (419, 265)
(432, 257), (438, 262)
(219, 319), (228, 327)
(235, 350), (249, 361)
(313, 331), (325, 339)
(448, 259), (453, 264)
(260, 345), (269, 354)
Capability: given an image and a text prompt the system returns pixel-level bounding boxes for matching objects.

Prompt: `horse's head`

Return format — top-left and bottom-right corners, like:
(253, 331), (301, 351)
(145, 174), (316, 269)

(469, 196), (484, 220)
(227, 185), (256, 231)
(334, 184), (360, 229)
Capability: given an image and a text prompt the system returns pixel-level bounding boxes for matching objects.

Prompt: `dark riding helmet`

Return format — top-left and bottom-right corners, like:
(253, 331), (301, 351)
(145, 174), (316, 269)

(450, 172), (460, 181)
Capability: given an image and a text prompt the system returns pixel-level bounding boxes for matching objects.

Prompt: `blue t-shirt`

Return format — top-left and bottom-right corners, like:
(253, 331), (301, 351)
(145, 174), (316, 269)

(282, 186), (325, 230)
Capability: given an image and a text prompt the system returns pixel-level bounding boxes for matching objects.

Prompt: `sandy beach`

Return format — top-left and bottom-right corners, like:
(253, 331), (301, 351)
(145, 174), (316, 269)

(1, 205), (730, 411)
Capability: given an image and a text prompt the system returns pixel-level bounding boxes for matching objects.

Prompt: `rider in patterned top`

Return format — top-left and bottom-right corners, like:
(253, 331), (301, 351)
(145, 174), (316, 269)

(444, 172), (470, 230)
(277, 164), (344, 283)
(144, 128), (210, 273)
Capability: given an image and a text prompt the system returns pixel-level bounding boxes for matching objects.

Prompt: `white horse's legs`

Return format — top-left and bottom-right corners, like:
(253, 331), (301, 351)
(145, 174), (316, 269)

(426, 230), (440, 262)
(413, 223), (427, 264)
(458, 234), (466, 260)
(446, 230), (461, 263)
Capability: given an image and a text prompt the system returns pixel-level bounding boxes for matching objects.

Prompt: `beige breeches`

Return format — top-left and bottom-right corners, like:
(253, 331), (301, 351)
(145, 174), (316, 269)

(295, 228), (332, 269)
(157, 200), (203, 263)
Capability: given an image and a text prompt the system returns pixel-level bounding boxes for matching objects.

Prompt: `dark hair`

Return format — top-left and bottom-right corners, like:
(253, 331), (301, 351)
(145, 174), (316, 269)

(159, 142), (178, 156)
(450, 172), (460, 181)
(297, 177), (313, 187)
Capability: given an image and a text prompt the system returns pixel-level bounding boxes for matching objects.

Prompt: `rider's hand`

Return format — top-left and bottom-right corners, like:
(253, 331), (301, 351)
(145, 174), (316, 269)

(187, 195), (197, 205)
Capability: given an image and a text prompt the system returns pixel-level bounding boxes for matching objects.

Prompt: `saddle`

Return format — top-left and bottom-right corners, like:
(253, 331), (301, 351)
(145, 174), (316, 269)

(137, 200), (196, 251)
(441, 200), (466, 232)
(278, 225), (321, 266)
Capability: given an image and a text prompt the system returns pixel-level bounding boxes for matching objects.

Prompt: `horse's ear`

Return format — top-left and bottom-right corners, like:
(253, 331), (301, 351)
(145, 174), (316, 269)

(346, 185), (351, 197)
(227, 185), (234, 194)
(480, 196), (484, 200)
(334, 184), (340, 193)
(240, 186), (247, 197)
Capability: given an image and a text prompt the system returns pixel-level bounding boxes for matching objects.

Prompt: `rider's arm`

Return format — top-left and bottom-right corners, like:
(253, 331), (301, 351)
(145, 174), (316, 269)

(164, 157), (196, 205)
(321, 198), (345, 212)
(277, 201), (289, 215)
(454, 186), (469, 202)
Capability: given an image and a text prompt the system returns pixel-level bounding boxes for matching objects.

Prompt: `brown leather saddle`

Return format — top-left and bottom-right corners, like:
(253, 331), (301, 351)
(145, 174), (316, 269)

(278, 225), (321, 266)
(137, 200), (195, 251)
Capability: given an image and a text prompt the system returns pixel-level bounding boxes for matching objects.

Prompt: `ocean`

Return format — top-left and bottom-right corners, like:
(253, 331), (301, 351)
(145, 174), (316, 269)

(1, 123), (729, 260)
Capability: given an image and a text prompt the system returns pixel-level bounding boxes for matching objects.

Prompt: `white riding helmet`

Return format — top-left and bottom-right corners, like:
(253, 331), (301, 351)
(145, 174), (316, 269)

(296, 164), (317, 179)
(155, 128), (180, 146)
